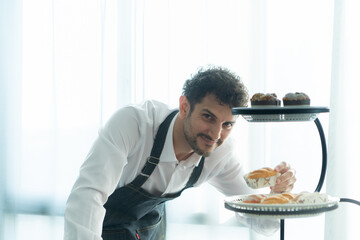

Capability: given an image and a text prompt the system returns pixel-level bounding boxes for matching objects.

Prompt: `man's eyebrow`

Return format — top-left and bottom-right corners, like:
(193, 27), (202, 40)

(202, 109), (236, 124)
(202, 109), (218, 119)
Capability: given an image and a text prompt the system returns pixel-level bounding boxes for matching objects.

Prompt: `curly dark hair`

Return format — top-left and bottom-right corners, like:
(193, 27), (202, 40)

(182, 66), (249, 112)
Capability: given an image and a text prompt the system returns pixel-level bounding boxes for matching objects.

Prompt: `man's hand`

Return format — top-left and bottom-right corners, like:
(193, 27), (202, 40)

(270, 161), (296, 193)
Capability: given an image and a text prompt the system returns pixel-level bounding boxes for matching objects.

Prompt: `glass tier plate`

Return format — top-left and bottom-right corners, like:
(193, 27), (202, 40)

(232, 106), (330, 122)
(224, 194), (339, 219)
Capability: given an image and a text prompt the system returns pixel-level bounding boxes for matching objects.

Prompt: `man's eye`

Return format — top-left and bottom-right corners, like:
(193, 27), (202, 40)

(223, 122), (233, 129)
(203, 114), (212, 120)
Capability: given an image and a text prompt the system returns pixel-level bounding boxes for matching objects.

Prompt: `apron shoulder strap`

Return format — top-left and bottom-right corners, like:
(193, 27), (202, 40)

(150, 110), (179, 158)
(132, 110), (179, 187)
(183, 156), (205, 189)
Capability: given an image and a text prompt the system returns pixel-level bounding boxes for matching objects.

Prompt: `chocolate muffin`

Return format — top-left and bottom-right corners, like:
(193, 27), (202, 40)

(283, 92), (310, 106)
(250, 93), (281, 106)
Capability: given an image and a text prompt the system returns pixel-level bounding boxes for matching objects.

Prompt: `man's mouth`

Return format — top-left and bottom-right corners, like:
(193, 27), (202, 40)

(199, 134), (219, 146)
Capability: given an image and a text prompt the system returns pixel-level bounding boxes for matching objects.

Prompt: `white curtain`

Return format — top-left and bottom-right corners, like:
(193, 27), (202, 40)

(325, 0), (360, 239)
(1, 0), (359, 240)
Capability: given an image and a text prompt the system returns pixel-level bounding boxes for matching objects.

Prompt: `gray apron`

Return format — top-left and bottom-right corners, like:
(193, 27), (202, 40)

(102, 110), (205, 240)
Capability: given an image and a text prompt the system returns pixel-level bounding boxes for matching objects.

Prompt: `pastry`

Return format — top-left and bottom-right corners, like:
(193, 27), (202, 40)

(283, 92), (310, 106)
(242, 194), (267, 203)
(244, 167), (281, 189)
(261, 194), (291, 204)
(281, 192), (297, 201)
(260, 193), (295, 204)
(250, 93), (281, 107)
(240, 192), (330, 205)
(247, 167), (279, 179)
(292, 192), (328, 204)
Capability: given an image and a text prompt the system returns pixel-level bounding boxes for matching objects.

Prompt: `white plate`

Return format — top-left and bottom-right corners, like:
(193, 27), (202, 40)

(224, 194), (339, 219)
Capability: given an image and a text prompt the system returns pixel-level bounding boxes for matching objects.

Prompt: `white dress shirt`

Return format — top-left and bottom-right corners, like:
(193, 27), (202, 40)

(64, 100), (253, 240)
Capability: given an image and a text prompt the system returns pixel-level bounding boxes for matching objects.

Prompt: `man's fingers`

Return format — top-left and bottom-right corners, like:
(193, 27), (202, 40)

(274, 161), (291, 174)
(271, 168), (297, 193)
(276, 169), (296, 184)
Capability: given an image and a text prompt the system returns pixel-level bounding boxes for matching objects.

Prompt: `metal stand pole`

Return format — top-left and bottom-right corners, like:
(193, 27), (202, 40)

(280, 118), (327, 240)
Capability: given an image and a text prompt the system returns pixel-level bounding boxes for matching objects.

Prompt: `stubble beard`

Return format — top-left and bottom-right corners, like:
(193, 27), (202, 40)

(183, 117), (223, 157)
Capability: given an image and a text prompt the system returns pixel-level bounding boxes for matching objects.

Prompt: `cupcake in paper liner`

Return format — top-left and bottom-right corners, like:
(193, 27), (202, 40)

(244, 167), (281, 189)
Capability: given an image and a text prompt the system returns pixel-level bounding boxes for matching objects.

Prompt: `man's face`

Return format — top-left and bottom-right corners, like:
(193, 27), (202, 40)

(182, 94), (236, 157)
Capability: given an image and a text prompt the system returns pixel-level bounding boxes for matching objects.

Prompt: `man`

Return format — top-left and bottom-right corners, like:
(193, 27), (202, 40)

(64, 66), (296, 240)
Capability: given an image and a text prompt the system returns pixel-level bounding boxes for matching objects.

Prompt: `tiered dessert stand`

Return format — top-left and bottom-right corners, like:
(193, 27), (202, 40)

(225, 106), (360, 240)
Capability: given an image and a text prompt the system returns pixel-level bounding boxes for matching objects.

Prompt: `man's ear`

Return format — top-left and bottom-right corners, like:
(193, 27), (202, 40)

(179, 95), (190, 119)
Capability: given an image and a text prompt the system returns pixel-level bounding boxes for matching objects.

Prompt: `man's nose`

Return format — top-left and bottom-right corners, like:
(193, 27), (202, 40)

(210, 123), (222, 141)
